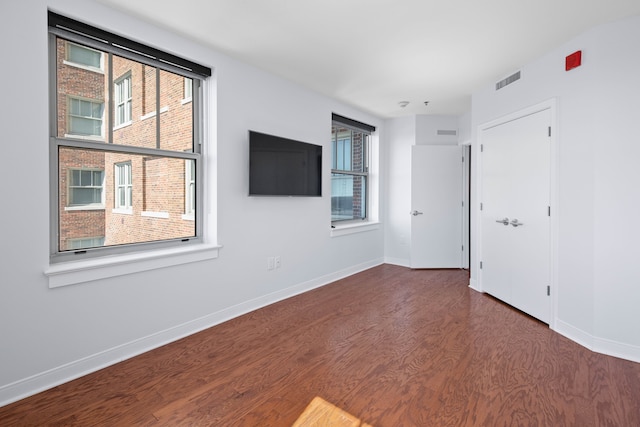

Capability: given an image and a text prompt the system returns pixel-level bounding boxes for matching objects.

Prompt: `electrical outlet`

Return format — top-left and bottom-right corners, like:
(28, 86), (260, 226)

(267, 257), (275, 270)
(274, 256), (281, 269)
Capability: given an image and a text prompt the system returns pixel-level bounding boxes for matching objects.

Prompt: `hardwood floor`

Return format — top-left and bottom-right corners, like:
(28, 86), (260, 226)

(2, 265), (639, 426)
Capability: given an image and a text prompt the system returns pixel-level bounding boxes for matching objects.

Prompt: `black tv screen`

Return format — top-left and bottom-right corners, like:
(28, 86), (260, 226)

(249, 131), (322, 196)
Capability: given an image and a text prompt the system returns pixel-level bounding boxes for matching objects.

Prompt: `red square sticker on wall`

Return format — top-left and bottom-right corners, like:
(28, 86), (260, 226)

(566, 50), (582, 71)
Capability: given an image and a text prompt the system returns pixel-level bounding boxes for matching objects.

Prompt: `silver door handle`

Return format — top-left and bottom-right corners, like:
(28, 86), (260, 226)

(411, 210), (423, 216)
(495, 217), (509, 226)
(510, 219), (524, 227)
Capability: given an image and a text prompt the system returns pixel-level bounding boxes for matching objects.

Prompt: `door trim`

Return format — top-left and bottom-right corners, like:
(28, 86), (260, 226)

(476, 98), (558, 330)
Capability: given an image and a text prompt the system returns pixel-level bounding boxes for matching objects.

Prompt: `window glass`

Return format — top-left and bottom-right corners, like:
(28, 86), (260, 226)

(331, 123), (369, 222)
(52, 32), (202, 260)
(67, 42), (101, 69)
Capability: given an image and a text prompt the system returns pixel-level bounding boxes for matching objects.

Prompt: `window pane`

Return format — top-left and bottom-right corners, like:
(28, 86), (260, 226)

(331, 126), (366, 173)
(160, 69), (193, 151)
(67, 42), (101, 68)
(57, 39), (109, 138)
(57, 146), (196, 252)
(331, 173), (366, 221)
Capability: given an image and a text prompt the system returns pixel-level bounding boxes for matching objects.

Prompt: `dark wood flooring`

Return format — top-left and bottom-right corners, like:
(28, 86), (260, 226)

(1, 265), (639, 426)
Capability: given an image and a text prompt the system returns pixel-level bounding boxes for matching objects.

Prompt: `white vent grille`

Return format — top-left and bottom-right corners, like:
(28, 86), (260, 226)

(495, 71), (521, 90)
(437, 130), (457, 136)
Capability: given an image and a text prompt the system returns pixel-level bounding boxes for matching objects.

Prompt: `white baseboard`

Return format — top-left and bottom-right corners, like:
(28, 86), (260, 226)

(554, 319), (640, 364)
(468, 277), (481, 292)
(383, 257), (410, 268)
(0, 258), (384, 407)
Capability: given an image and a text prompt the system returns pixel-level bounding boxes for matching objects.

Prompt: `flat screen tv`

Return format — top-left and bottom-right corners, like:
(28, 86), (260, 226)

(249, 130), (322, 196)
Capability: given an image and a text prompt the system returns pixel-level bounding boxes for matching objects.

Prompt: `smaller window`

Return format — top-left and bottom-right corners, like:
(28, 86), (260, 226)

(114, 73), (132, 127)
(115, 162), (132, 211)
(185, 159), (195, 217)
(67, 236), (105, 250)
(68, 169), (104, 207)
(184, 78), (193, 101)
(68, 97), (104, 138)
(66, 41), (102, 70)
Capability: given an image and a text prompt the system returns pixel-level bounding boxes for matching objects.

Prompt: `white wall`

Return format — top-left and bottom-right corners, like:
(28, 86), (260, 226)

(470, 15), (640, 361)
(0, 0), (385, 405)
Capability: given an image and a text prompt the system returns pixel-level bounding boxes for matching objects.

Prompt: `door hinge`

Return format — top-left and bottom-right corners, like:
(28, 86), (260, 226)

(481, 144), (484, 152)
(462, 245), (464, 251)
(548, 126), (551, 137)
(548, 206), (551, 216)
(480, 261), (483, 269)
(462, 156), (465, 163)
(480, 202), (483, 211)
(547, 285), (551, 296)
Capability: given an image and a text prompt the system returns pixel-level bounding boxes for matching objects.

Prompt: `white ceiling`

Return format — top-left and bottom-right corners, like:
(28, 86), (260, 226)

(97, 0), (640, 118)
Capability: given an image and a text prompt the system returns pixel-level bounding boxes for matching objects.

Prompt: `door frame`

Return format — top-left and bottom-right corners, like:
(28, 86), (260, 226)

(476, 98), (558, 330)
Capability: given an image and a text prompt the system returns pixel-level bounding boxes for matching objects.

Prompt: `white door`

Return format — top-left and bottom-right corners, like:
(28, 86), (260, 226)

(480, 109), (551, 323)
(410, 145), (463, 268)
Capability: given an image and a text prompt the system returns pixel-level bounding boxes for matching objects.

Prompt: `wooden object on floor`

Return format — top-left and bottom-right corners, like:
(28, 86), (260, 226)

(1, 265), (640, 426)
(292, 396), (371, 427)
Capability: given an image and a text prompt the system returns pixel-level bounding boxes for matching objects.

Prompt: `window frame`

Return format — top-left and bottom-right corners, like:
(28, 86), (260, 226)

(331, 115), (374, 225)
(48, 13), (210, 265)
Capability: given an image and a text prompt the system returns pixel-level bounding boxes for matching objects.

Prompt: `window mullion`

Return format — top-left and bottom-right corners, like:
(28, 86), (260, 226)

(107, 52), (113, 144)
(156, 68), (161, 149)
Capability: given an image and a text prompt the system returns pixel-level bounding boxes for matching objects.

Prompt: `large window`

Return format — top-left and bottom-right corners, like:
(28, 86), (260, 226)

(49, 12), (211, 261)
(331, 114), (375, 223)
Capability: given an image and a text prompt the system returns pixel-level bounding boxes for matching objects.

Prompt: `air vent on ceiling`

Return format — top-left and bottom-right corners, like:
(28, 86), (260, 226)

(495, 70), (521, 90)
(437, 129), (457, 136)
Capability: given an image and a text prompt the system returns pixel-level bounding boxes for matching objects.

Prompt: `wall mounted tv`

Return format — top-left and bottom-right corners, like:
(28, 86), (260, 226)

(249, 130), (322, 197)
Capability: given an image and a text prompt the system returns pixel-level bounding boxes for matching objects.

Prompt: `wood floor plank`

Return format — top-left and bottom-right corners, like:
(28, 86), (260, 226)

(1, 265), (639, 426)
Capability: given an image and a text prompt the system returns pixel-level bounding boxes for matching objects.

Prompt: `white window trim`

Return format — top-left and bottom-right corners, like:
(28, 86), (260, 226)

(63, 60), (105, 74)
(45, 244), (221, 288)
(330, 221), (380, 237)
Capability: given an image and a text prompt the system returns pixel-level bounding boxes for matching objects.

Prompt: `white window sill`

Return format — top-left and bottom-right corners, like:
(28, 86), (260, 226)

(45, 243), (221, 288)
(62, 60), (104, 74)
(141, 211), (169, 219)
(65, 205), (105, 211)
(112, 208), (133, 215)
(113, 121), (132, 131)
(330, 221), (380, 237)
(140, 106), (169, 121)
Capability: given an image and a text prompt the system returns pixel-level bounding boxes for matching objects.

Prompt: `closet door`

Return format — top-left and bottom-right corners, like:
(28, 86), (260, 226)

(480, 109), (551, 323)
